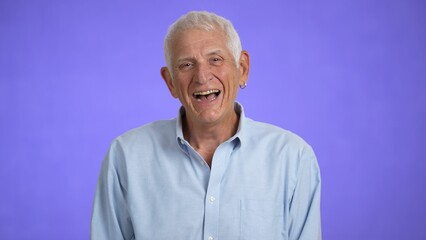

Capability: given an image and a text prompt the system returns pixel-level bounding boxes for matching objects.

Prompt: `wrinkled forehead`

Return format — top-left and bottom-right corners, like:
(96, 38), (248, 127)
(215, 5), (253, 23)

(169, 28), (229, 57)
(171, 28), (227, 47)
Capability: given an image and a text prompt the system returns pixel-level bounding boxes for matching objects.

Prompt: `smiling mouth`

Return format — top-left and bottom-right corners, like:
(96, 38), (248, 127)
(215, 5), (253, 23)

(193, 89), (221, 101)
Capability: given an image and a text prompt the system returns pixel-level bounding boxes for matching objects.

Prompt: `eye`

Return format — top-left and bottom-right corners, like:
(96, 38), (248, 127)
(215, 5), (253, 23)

(210, 57), (223, 65)
(178, 62), (194, 70)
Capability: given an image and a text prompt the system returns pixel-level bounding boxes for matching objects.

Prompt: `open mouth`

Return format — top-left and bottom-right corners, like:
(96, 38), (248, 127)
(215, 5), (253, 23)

(193, 89), (221, 102)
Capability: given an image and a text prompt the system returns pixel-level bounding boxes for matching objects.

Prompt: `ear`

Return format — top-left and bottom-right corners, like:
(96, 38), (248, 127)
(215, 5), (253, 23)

(161, 67), (178, 98)
(238, 50), (250, 86)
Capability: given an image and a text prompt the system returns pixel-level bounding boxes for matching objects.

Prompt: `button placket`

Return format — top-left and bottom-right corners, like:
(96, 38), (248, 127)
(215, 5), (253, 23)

(203, 141), (236, 240)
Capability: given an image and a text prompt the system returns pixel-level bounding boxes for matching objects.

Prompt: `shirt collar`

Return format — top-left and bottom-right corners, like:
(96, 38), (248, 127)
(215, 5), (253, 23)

(175, 102), (245, 149)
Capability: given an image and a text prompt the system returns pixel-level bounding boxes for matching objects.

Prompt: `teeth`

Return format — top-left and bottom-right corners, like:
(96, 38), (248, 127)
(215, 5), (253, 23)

(193, 89), (220, 96)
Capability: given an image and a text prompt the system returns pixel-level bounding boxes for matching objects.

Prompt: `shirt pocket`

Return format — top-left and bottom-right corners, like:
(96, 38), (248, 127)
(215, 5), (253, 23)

(240, 199), (284, 240)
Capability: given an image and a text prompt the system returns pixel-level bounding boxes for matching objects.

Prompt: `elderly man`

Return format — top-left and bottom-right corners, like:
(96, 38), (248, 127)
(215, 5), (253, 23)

(91, 11), (321, 240)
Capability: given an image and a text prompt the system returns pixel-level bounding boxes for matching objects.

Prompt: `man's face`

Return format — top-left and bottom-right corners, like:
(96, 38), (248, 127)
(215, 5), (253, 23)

(161, 28), (249, 127)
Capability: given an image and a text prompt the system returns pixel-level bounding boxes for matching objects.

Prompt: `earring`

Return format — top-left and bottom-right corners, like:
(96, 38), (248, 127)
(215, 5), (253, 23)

(239, 82), (247, 89)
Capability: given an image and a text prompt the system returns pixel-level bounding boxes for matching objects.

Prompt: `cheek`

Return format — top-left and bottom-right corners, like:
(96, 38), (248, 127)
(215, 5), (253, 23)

(224, 74), (240, 99)
(172, 76), (190, 96)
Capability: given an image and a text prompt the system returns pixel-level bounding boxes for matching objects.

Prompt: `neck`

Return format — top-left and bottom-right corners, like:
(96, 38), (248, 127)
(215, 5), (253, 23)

(183, 110), (239, 166)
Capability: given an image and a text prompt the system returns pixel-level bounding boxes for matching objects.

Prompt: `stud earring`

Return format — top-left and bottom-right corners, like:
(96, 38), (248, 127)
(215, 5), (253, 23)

(239, 82), (247, 89)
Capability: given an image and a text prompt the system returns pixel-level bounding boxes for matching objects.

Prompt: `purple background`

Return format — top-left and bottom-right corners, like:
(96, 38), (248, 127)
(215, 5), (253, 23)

(1, 1), (425, 239)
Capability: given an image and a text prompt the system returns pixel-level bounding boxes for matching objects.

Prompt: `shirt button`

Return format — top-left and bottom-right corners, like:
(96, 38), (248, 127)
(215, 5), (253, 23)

(209, 196), (216, 203)
(208, 236), (214, 240)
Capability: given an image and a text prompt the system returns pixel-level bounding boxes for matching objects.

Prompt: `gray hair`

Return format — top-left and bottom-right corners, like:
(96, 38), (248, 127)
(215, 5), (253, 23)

(164, 11), (242, 74)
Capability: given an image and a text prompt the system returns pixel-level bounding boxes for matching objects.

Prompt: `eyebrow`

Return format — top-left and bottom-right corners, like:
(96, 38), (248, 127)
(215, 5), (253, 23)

(175, 49), (224, 63)
(176, 56), (195, 64)
(206, 49), (223, 56)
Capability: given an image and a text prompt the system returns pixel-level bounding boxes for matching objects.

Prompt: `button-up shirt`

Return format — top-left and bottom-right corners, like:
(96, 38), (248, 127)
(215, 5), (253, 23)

(91, 103), (321, 240)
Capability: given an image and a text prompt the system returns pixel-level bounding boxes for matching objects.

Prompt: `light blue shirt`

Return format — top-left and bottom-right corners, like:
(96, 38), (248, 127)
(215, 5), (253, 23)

(91, 103), (321, 240)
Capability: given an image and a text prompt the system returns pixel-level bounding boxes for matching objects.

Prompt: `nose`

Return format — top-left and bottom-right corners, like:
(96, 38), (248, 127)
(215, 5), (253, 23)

(194, 62), (212, 84)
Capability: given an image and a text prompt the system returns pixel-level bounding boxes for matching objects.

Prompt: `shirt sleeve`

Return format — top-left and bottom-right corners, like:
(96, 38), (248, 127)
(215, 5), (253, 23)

(91, 140), (135, 240)
(288, 145), (322, 240)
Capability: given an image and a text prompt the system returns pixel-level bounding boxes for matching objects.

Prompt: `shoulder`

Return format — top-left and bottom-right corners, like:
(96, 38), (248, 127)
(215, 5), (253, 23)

(244, 118), (311, 150)
(113, 119), (176, 149)
(242, 118), (319, 178)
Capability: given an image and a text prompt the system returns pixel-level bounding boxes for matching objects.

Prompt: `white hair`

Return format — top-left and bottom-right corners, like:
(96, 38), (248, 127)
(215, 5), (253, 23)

(164, 11), (242, 75)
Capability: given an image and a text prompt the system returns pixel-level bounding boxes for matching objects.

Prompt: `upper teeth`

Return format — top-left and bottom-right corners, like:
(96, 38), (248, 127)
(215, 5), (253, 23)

(194, 89), (220, 96)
